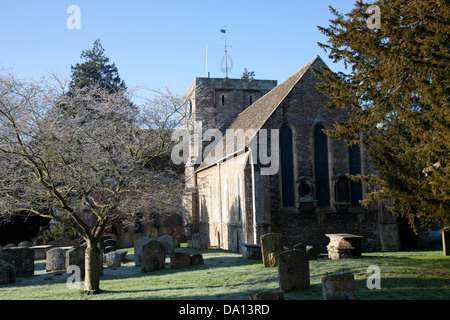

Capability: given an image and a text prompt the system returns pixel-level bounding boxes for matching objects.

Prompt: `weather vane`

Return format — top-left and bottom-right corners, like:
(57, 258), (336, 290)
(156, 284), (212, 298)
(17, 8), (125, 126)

(220, 26), (233, 78)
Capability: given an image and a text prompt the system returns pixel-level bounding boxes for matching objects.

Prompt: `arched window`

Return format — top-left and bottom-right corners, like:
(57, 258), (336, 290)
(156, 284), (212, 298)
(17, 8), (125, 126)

(280, 125), (295, 207)
(314, 124), (330, 206)
(349, 144), (363, 207)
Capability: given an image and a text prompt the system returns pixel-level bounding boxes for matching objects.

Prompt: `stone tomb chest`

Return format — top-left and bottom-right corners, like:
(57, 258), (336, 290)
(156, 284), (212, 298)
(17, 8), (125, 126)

(325, 233), (363, 260)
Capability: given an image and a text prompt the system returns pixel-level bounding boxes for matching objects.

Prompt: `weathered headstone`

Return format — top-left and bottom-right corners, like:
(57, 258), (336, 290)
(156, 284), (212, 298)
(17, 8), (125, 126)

(118, 231), (134, 249)
(190, 254), (204, 265)
(100, 235), (113, 248)
(278, 250), (310, 291)
(46, 247), (66, 271)
(158, 235), (176, 254)
(103, 239), (117, 251)
(171, 252), (191, 269)
(134, 237), (152, 266)
(190, 233), (207, 249)
(250, 291), (284, 300)
(0, 252), (15, 284)
(18, 241), (33, 248)
(4, 247), (34, 277)
(66, 245), (86, 276)
(105, 251), (121, 267)
(141, 240), (166, 273)
(321, 271), (356, 300)
(260, 233), (283, 267)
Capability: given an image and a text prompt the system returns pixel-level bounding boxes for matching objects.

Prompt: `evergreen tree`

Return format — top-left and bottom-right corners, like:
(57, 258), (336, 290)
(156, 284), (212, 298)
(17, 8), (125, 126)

(241, 68), (255, 80)
(70, 39), (126, 93)
(64, 39), (136, 122)
(317, 0), (449, 229)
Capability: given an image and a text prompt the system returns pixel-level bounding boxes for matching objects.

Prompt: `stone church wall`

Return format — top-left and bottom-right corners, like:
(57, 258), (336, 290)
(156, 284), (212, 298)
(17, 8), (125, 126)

(271, 211), (381, 253)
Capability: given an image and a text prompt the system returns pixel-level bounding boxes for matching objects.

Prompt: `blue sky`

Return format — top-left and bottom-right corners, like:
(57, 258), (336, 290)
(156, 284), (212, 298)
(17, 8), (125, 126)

(0, 0), (358, 96)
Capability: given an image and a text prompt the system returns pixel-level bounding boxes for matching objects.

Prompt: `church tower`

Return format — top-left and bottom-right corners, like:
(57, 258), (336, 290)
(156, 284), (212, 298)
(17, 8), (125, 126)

(182, 77), (277, 236)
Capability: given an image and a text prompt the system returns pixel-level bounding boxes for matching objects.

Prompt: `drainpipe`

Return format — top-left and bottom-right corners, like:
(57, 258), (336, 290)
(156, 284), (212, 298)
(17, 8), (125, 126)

(248, 146), (258, 244)
(217, 163), (223, 249)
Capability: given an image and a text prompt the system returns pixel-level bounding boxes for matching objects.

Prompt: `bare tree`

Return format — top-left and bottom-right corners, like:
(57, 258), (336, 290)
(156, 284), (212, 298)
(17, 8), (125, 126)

(0, 74), (184, 293)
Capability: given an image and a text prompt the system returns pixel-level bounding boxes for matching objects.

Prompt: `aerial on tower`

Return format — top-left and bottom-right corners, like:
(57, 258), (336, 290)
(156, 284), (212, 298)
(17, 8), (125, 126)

(220, 27), (233, 78)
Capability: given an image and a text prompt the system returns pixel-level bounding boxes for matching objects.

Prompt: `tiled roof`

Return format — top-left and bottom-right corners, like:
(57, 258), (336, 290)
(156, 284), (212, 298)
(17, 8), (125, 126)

(197, 55), (324, 172)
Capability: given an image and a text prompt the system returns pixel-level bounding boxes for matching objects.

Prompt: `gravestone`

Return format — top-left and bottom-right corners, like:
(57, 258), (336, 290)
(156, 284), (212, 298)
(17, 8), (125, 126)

(18, 241), (33, 248)
(158, 235), (177, 254)
(118, 231), (134, 249)
(134, 237), (152, 266)
(104, 239), (117, 251)
(190, 254), (204, 265)
(191, 233), (207, 249)
(0, 252), (15, 284)
(66, 245), (86, 276)
(278, 250), (310, 291)
(141, 240), (166, 273)
(4, 247), (34, 277)
(171, 252), (191, 269)
(321, 271), (356, 300)
(46, 247), (66, 271)
(105, 251), (121, 267)
(260, 233), (283, 267)
(100, 235), (112, 249)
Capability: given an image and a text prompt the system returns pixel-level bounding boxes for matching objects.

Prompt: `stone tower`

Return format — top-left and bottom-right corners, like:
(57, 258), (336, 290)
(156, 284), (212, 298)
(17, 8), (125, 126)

(182, 77), (277, 236)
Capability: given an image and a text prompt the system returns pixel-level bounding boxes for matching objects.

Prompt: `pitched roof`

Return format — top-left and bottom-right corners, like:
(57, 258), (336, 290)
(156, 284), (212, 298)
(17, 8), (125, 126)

(196, 55), (324, 172)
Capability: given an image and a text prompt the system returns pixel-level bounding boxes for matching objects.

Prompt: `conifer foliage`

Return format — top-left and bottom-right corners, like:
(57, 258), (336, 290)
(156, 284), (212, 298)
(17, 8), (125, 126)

(70, 38), (126, 93)
(317, 0), (449, 228)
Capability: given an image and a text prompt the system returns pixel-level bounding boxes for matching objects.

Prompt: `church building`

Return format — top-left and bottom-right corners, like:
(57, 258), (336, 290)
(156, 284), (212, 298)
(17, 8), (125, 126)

(182, 56), (400, 253)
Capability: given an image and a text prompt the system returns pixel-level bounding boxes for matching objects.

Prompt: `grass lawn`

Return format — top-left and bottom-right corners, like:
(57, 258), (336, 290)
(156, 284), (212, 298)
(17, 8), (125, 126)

(1, 244), (449, 300)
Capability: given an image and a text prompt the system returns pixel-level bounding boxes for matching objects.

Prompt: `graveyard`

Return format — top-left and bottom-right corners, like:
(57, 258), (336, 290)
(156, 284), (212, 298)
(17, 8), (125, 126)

(0, 1), (448, 307)
(0, 240), (448, 300)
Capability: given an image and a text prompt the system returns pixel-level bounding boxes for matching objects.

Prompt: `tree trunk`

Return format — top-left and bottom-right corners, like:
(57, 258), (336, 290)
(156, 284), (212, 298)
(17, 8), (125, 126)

(84, 241), (101, 293)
